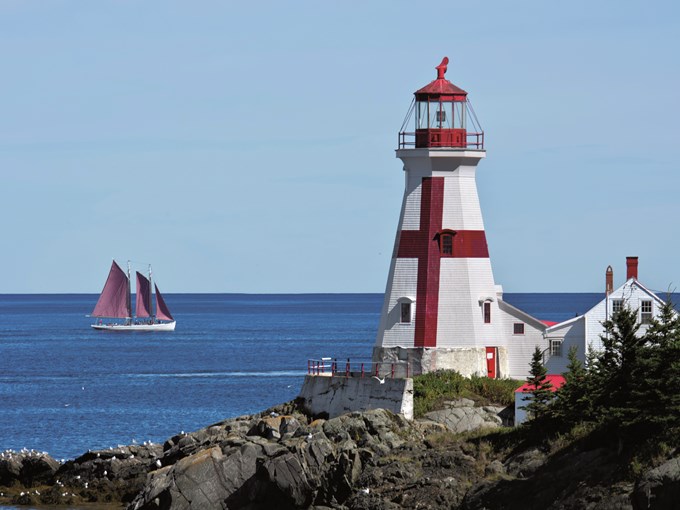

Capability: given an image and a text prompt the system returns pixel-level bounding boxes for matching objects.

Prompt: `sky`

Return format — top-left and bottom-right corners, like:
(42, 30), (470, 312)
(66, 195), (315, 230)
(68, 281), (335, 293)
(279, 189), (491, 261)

(0, 0), (678, 294)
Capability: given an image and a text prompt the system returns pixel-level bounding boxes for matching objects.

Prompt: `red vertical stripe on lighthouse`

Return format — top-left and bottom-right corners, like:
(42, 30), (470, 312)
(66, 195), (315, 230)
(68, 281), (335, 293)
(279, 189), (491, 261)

(397, 177), (444, 347)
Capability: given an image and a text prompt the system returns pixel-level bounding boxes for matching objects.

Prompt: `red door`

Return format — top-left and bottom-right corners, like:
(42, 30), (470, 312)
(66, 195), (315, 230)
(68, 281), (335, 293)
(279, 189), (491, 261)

(486, 347), (497, 379)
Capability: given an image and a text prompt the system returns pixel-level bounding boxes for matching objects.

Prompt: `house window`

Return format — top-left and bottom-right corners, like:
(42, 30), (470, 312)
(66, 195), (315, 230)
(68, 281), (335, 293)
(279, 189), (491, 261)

(513, 323), (525, 335)
(550, 339), (563, 357)
(641, 300), (653, 325)
(483, 302), (491, 324)
(612, 299), (623, 314)
(400, 302), (412, 323)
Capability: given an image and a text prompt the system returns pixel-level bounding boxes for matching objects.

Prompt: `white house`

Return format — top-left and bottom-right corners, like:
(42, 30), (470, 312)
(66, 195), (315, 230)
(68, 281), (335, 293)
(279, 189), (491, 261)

(543, 257), (667, 373)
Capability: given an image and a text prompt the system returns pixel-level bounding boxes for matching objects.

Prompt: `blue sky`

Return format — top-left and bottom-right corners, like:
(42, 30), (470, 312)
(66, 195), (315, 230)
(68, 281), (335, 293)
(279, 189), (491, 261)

(1, 1), (678, 293)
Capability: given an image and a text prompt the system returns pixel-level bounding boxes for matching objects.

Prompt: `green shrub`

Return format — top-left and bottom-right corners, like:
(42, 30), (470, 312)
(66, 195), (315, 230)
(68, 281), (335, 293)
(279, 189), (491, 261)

(413, 370), (523, 417)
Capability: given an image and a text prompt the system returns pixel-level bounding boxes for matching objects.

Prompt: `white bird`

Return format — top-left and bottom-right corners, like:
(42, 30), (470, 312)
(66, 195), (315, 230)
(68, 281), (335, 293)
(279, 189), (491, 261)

(306, 433), (313, 440)
(360, 488), (370, 495)
(372, 376), (386, 384)
(270, 412), (279, 417)
(155, 459), (162, 468)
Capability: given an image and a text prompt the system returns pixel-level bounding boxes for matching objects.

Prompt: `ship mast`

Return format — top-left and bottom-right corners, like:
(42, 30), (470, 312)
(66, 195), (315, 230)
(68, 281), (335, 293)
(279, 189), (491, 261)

(148, 264), (154, 324)
(126, 260), (132, 323)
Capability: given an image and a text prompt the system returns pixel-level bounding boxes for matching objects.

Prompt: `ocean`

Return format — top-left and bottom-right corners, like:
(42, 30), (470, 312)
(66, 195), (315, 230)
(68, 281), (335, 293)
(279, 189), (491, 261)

(0, 292), (604, 461)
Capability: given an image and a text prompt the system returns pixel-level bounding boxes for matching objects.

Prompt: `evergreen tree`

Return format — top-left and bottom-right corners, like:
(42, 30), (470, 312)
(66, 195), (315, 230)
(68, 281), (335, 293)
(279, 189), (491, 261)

(552, 345), (593, 428)
(630, 298), (680, 438)
(592, 306), (646, 447)
(522, 346), (554, 424)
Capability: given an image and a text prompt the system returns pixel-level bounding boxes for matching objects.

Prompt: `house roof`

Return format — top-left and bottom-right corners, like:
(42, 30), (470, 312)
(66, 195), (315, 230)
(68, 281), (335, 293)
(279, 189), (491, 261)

(498, 299), (548, 331)
(545, 314), (585, 333)
(515, 375), (566, 394)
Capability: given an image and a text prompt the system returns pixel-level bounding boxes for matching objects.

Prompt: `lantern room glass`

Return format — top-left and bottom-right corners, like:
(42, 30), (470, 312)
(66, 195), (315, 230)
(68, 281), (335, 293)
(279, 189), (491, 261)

(416, 99), (466, 130)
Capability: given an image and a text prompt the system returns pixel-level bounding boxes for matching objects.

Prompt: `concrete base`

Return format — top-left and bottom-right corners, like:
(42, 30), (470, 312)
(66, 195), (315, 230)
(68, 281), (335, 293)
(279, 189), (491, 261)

(372, 346), (509, 378)
(297, 375), (413, 420)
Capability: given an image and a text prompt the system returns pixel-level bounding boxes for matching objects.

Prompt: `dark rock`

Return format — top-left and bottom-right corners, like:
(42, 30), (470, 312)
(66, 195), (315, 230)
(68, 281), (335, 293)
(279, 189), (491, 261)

(633, 456), (680, 510)
(0, 450), (60, 488)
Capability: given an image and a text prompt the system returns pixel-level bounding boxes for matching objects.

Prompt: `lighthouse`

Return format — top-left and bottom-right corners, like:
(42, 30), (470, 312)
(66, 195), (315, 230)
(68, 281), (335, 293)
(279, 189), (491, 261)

(373, 57), (546, 378)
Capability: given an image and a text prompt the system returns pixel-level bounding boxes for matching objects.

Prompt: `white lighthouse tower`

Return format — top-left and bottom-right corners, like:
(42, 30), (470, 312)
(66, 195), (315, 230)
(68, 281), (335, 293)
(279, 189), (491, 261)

(373, 57), (535, 378)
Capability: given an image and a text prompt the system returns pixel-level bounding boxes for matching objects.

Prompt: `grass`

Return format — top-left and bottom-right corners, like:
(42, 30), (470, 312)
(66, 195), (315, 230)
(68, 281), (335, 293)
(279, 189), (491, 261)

(413, 370), (523, 417)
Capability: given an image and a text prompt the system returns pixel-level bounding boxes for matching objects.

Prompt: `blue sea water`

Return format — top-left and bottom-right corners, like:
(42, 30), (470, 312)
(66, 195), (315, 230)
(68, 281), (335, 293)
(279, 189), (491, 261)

(0, 292), (604, 461)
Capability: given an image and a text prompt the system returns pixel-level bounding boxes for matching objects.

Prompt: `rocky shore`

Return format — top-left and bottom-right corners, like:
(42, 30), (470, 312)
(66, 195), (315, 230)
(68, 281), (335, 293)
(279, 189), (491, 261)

(1, 399), (678, 509)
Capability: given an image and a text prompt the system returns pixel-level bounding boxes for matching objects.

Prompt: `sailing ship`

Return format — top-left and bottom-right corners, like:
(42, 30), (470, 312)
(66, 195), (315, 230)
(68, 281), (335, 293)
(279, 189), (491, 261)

(91, 260), (176, 331)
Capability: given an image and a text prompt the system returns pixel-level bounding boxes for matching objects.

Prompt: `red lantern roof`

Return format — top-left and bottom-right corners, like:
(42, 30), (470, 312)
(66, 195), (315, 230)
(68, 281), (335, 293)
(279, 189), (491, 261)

(414, 57), (468, 101)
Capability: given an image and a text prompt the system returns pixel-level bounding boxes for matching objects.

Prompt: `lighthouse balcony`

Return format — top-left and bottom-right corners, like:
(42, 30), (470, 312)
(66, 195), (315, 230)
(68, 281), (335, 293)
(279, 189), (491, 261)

(398, 129), (484, 150)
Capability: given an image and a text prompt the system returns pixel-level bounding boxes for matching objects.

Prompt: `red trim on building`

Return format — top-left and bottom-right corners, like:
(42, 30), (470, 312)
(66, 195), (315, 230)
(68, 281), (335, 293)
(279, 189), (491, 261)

(438, 230), (489, 258)
(396, 177), (489, 348)
(397, 177), (443, 347)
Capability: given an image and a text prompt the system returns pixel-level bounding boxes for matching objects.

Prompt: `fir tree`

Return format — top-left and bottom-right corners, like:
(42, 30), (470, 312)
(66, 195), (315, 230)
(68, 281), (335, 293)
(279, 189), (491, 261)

(522, 346), (554, 424)
(552, 345), (593, 428)
(592, 306), (646, 448)
(630, 298), (680, 438)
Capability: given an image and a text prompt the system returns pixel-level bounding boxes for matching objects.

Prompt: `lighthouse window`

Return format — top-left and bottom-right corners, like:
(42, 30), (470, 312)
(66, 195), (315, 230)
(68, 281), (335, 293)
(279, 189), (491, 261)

(441, 234), (453, 255)
(483, 302), (491, 324)
(400, 302), (412, 324)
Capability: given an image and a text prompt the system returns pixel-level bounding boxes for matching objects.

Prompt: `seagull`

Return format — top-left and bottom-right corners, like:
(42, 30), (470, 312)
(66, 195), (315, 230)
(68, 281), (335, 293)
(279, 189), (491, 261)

(306, 433), (313, 440)
(270, 412), (279, 417)
(360, 488), (370, 495)
(372, 376), (386, 384)
(155, 459), (162, 468)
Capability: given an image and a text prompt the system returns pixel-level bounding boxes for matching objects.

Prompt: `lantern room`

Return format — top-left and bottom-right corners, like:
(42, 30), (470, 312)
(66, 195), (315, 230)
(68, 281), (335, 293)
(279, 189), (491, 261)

(398, 57), (484, 149)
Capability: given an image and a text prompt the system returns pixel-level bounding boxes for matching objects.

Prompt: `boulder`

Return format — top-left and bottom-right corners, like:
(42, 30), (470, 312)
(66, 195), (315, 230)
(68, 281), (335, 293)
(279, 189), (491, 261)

(633, 456), (680, 510)
(424, 403), (504, 434)
(0, 450), (60, 488)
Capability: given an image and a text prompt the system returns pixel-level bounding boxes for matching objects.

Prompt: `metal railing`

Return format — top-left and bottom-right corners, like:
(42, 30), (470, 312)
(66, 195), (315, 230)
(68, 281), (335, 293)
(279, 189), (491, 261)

(307, 358), (411, 379)
(398, 130), (484, 150)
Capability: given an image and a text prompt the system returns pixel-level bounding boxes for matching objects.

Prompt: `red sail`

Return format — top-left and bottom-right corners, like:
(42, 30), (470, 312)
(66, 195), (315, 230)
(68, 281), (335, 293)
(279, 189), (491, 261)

(92, 261), (130, 318)
(155, 284), (174, 321)
(135, 272), (152, 318)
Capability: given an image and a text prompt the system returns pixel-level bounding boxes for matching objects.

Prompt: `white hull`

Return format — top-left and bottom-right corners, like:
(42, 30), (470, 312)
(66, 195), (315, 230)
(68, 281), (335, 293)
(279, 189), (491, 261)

(91, 321), (176, 332)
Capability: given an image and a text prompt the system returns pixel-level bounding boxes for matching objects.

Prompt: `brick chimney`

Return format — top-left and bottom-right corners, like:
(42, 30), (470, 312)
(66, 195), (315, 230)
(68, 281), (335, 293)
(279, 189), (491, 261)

(606, 265), (613, 295)
(626, 256), (639, 280)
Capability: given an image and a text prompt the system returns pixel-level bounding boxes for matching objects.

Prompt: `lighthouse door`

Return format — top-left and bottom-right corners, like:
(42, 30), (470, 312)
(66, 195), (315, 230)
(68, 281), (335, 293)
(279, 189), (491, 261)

(485, 347), (497, 379)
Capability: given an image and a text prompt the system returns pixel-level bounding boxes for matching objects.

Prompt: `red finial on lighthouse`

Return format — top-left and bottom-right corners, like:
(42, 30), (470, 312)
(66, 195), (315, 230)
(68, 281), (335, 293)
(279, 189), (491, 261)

(436, 57), (449, 79)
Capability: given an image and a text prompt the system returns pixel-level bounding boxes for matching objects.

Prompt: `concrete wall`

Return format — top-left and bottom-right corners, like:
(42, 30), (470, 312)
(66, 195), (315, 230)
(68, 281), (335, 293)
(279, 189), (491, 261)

(373, 346), (509, 378)
(298, 375), (413, 420)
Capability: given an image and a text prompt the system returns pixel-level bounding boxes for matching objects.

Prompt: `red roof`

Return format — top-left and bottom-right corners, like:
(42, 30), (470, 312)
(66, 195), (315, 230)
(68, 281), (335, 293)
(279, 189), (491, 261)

(541, 320), (558, 327)
(414, 57), (467, 101)
(515, 374), (566, 394)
